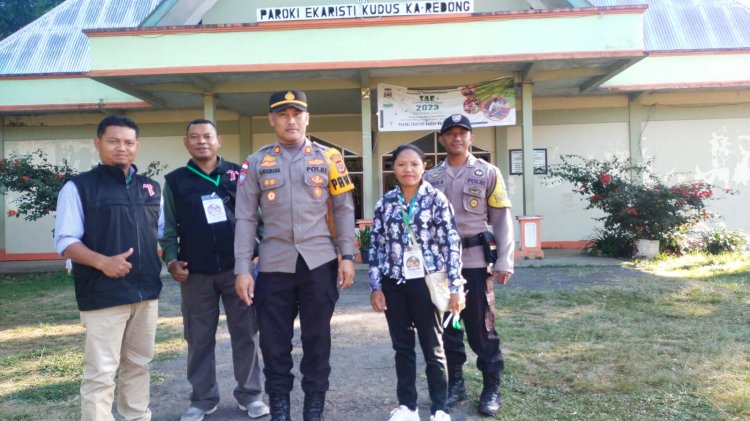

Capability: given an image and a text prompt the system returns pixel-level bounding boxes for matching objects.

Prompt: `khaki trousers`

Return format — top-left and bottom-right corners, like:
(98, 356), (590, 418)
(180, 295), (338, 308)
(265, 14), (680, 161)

(79, 300), (158, 421)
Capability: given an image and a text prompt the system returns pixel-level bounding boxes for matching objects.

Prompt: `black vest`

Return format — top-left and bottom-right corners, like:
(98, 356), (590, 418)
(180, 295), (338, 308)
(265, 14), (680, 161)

(164, 159), (240, 274)
(71, 165), (162, 311)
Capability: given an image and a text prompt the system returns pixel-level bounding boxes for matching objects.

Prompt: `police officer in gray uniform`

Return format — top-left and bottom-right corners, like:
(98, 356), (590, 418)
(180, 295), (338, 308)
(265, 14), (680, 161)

(425, 114), (514, 417)
(234, 90), (356, 421)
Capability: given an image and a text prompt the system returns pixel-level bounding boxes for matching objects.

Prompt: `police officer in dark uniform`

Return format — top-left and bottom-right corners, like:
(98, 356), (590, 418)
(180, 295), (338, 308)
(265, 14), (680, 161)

(425, 114), (514, 417)
(234, 90), (356, 421)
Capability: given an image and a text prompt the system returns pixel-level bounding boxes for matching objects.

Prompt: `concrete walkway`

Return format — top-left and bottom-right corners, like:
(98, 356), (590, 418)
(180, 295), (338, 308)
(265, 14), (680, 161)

(0, 249), (625, 274)
(0, 249), (626, 274)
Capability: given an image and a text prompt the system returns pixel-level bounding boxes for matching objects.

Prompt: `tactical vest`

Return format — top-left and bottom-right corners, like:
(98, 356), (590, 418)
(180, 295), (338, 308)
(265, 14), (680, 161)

(71, 165), (162, 311)
(165, 160), (240, 274)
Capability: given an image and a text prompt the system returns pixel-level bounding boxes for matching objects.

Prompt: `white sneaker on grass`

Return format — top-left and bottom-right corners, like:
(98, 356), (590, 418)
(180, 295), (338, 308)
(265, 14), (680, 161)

(239, 401), (271, 418)
(180, 405), (217, 421)
(389, 404), (420, 421)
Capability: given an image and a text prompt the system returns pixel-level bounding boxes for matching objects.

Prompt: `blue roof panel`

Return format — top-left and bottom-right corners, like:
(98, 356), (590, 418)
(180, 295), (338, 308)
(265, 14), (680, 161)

(0, 0), (162, 76)
(590, 0), (750, 51)
(1, 0), (748, 77)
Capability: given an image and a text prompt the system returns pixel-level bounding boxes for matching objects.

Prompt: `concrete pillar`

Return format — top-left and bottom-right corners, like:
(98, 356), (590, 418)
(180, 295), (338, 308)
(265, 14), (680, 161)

(521, 81), (535, 216)
(628, 99), (645, 182)
(361, 87), (374, 219)
(203, 93), (216, 123)
(0, 116), (4, 251)
(239, 115), (252, 160)
(494, 125), (509, 176)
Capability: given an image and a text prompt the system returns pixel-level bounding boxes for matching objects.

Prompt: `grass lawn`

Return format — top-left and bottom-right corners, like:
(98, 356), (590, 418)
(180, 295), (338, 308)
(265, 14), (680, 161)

(0, 253), (748, 420)
(460, 253), (749, 420)
(0, 271), (183, 420)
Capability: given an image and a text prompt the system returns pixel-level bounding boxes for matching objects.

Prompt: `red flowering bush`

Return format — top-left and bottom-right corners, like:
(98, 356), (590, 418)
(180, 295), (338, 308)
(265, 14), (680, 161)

(0, 150), (77, 221)
(546, 155), (733, 257)
(0, 149), (165, 221)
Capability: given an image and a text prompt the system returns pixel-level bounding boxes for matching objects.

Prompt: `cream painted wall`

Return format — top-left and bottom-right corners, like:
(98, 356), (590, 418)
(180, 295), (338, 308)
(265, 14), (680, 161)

(507, 122), (631, 243)
(4, 96), (750, 255)
(3, 130), (241, 255)
(641, 118), (750, 233)
(5, 138), (99, 253)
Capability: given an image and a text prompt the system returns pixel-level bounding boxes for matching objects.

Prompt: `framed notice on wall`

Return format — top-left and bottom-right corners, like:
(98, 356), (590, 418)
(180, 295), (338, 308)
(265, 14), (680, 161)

(509, 148), (548, 175)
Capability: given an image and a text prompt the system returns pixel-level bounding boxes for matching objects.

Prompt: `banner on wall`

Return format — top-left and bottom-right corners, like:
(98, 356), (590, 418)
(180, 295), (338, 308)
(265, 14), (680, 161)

(258, 1), (473, 22)
(377, 78), (516, 132)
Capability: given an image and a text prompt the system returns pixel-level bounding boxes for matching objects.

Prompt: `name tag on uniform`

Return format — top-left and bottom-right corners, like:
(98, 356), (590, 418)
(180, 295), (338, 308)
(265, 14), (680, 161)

(403, 244), (426, 280)
(201, 193), (227, 224)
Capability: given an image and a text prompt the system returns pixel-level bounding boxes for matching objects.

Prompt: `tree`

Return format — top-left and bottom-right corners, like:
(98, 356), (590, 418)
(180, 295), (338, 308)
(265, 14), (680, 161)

(0, 0), (65, 40)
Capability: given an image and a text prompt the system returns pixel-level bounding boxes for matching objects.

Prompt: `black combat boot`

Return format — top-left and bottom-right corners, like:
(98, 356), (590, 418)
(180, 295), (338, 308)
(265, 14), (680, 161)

(269, 393), (291, 421)
(303, 391), (326, 421)
(478, 373), (501, 416)
(445, 364), (467, 408)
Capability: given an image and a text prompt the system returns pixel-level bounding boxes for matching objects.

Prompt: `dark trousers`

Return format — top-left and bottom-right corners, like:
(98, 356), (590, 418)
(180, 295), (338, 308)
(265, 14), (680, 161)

(382, 276), (447, 414)
(180, 269), (263, 410)
(443, 267), (504, 375)
(254, 256), (339, 394)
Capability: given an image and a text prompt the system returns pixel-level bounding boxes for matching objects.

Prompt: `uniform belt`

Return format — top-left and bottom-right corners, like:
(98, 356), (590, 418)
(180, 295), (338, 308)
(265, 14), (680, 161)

(461, 234), (483, 248)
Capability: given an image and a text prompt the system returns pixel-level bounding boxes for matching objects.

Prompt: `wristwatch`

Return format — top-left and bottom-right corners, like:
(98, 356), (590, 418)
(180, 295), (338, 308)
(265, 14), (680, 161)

(341, 254), (355, 261)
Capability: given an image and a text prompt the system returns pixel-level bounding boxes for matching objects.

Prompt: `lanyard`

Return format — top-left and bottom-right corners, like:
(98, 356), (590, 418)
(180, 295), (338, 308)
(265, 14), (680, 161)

(186, 165), (221, 187)
(399, 193), (419, 246)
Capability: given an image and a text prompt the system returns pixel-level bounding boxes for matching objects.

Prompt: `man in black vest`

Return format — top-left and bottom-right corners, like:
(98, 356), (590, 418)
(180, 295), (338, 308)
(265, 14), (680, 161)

(54, 115), (162, 420)
(160, 119), (268, 421)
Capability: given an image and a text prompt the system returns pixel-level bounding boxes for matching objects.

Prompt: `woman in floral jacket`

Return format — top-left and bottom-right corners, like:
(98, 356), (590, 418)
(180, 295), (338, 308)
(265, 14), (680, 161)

(368, 144), (461, 421)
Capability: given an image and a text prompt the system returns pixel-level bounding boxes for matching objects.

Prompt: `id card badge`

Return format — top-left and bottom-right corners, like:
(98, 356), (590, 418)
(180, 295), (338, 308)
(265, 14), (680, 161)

(201, 193), (227, 224)
(403, 244), (426, 280)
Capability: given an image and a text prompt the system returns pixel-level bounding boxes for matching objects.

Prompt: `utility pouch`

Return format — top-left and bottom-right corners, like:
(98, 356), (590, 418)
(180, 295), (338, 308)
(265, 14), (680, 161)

(479, 231), (498, 265)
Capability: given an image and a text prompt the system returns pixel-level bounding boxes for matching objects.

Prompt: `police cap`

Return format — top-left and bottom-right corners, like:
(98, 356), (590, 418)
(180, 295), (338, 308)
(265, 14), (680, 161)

(269, 90), (308, 113)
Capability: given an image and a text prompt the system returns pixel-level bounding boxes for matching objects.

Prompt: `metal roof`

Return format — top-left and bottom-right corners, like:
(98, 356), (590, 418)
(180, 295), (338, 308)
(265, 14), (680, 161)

(590, 0), (750, 51)
(0, 0), (162, 76)
(2, 0), (748, 78)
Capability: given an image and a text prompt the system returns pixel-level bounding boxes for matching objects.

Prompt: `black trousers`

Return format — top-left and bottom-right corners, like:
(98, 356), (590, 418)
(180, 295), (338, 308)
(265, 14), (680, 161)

(382, 276), (447, 414)
(254, 256), (339, 394)
(443, 267), (504, 375)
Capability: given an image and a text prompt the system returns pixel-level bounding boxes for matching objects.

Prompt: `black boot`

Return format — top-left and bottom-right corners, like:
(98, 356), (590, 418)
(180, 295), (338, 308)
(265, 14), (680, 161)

(269, 393), (291, 421)
(303, 391), (326, 421)
(446, 364), (467, 408)
(478, 373), (501, 416)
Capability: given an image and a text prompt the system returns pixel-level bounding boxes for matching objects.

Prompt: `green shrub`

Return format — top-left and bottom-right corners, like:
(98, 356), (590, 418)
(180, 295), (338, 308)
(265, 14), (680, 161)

(546, 155), (735, 258)
(582, 228), (635, 258)
(702, 228), (749, 255)
(355, 226), (372, 250)
(0, 149), (166, 221)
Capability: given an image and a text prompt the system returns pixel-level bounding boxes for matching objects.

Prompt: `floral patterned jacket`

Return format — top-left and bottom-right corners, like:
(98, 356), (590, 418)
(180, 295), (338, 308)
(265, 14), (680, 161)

(368, 180), (461, 292)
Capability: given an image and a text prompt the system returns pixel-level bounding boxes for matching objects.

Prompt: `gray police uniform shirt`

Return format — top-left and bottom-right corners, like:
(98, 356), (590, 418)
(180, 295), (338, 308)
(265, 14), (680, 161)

(425, 154), (514, 273)
(234, 139), (355, 275)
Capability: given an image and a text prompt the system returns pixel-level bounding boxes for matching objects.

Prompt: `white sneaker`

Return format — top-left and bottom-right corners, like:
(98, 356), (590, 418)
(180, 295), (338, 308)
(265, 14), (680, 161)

(430, 410), (450, 421)
(389, 405), (420, 421)
(239, 401), (271, 418)
(180, 405), (217, 421)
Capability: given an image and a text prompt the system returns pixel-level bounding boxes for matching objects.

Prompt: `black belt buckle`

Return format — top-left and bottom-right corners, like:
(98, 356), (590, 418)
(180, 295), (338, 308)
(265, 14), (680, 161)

(461, 234), (482, 248)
